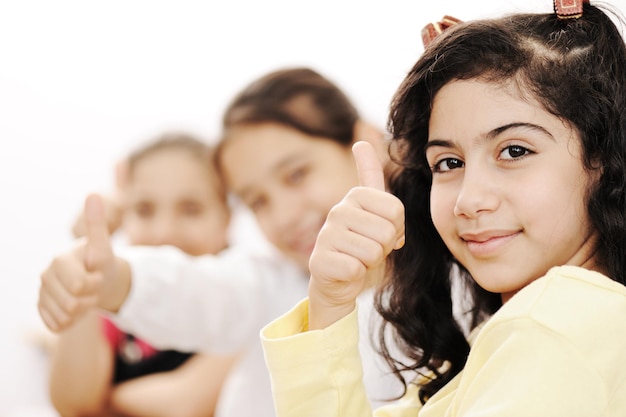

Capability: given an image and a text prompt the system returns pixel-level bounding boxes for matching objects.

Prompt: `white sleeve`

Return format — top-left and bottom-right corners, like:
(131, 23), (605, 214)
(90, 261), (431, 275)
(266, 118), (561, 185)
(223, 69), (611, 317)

(107, 245), (307, 355)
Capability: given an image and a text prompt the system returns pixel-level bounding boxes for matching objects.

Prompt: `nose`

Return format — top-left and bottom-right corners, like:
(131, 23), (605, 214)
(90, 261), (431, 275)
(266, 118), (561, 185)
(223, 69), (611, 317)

(151, 214), (178, 246)
(453, 164), (500, 218)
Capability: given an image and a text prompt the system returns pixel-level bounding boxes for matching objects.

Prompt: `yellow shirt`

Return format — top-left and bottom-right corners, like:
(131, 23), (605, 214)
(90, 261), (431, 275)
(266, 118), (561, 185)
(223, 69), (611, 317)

(262, 266), (626, 416)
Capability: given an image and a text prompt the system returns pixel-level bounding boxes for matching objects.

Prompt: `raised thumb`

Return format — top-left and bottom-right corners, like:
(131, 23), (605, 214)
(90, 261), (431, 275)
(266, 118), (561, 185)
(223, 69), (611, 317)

(352, 141), (385, 191)
(84, 193), (112, 271)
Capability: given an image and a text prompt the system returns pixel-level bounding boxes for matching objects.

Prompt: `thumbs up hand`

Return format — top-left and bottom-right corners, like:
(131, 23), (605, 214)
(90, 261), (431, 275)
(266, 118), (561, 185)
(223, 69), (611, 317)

(83, 193), (116, 273)
(307, 141), (405, 330)
(39, 194), (123, 332)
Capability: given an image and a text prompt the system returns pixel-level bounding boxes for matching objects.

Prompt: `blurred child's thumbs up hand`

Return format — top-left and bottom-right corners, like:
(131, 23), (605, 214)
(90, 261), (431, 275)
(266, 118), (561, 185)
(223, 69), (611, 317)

(84, 194), (114, 272)
(39, 194), (122, 332)
(307, 141), (405, 330)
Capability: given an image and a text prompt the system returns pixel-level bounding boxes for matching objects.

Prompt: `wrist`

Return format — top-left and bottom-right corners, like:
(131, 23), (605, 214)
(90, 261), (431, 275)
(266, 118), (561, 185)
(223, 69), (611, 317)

(308, 297), (356, 330)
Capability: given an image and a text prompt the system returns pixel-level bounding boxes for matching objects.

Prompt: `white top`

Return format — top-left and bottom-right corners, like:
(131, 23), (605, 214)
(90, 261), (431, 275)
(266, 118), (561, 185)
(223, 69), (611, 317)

(110, 244), (405, 417)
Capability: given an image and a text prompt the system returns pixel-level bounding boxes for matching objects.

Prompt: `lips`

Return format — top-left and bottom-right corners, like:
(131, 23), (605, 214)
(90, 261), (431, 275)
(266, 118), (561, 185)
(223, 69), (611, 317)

(460, 230), (520, 257)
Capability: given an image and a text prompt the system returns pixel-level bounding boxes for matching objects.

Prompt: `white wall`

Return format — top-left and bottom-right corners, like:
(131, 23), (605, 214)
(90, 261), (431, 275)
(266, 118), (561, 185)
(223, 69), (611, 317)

(1, 0), (623, 414)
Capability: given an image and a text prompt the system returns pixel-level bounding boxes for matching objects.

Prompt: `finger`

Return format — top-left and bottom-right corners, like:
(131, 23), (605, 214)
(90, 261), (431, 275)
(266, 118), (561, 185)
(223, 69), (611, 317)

(38, 292), (71, 331)
(394, 234), (405, 250)
(352, 141), (385, 191)
(38, 271), (75, 331)
(38, 293), (97, 332)
(71, 215), (86, 239)
(84, 194), (111, 271)
(38, 303), (62, 332)
(331, 200), (399, 258)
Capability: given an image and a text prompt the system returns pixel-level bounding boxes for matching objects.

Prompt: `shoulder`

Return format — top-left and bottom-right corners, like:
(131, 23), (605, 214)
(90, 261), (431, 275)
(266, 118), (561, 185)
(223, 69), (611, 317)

(459, 268), (626, 412)
(497, 266), (626, 328)
(475, 266), (626, 368)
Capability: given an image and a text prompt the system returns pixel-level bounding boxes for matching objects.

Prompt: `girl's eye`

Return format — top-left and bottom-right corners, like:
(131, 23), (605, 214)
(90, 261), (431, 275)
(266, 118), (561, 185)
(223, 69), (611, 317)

(500, 144), (531, 160)
(180, 201), (203, 217)
(432, 157), (464, 173)
(247, 195), (268, 213)
(286, 167), (308, 185)
(134, 202), (154, 218)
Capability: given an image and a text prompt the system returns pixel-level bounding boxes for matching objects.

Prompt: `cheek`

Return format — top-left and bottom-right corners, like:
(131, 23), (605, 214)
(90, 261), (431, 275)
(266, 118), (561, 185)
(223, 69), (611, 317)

(429, 187), (455, 237)
(532, 180), (589, 240)
(256, 216), (280, 246)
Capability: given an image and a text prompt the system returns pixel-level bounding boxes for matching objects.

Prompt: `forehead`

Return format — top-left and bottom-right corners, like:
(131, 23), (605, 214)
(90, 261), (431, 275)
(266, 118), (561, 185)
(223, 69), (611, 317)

(129, 148), (222, 197)
(131, 147), (208, 173)
(221, 123), (342, 170)
(429, 79), (550, 138)
(219, 123), (351, 190)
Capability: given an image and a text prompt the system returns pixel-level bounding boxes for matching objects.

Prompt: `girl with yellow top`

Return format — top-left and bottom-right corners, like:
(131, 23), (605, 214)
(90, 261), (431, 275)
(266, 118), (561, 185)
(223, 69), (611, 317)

(261, 1), (626, 416)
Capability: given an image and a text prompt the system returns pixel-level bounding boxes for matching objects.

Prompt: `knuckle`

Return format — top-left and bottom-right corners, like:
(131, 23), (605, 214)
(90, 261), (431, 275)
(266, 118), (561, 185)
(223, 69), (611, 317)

(63, 297), (80, 315)
(56, 315), (71, 330)
(40, 270), (51, 286)
(344, 258), (365, 279)
(389, 200), (405, 220)
(69, 279), (86, 296)
(325, 203), (344, 220)
(364, 244), (384, 266)
(382, 227), (398, 247)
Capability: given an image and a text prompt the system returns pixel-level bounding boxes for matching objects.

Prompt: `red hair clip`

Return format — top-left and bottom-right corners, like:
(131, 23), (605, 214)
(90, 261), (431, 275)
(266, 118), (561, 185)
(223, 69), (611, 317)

(554, 0), (590, 19)
(421, 15), (462, 48)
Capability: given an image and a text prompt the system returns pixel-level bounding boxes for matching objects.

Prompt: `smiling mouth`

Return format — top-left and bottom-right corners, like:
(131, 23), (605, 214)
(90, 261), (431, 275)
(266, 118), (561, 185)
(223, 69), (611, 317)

(287, 231), (318, 256)
(461, 231), (520, 257)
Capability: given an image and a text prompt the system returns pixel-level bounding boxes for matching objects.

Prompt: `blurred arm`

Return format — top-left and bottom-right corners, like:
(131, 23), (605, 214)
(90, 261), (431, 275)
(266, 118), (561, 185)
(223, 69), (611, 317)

(48, 310), (115, 417)
(109, 353), (239, 417)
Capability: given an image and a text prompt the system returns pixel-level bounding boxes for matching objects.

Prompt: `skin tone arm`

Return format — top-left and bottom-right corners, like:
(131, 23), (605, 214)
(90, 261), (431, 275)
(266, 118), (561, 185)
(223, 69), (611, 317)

(47, 196), (240, 417)
(49, 308), (238, 417)
(307, 141), (405, 330)
(48, 310), (115, 417)
(39, 194), (133, 332)
(109, 354), (239, 417)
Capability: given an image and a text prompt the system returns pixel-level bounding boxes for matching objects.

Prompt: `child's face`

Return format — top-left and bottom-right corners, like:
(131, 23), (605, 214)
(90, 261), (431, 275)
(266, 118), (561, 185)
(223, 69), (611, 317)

(219, 123), (358, 270)
(123, 148), (230, 256)
(426, 79), (599, 302)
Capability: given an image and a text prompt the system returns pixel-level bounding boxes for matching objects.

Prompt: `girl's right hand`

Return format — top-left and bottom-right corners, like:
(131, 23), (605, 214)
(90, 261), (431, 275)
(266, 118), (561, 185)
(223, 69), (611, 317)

(39, 194), (128, 332)
(307, 141), (405, 330)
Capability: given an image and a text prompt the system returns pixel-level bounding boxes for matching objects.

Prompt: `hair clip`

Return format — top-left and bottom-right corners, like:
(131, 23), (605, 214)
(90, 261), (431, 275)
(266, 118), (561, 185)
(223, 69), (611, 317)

(421, 15), (462, 48)
(554, 0), (589, 19)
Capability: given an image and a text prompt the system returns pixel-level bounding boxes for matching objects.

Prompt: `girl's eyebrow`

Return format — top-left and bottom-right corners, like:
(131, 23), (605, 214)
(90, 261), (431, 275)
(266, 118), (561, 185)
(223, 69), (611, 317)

(425, 122), (556, 152)
(486, 122), (555, 141)
(424, 139), (452, 152)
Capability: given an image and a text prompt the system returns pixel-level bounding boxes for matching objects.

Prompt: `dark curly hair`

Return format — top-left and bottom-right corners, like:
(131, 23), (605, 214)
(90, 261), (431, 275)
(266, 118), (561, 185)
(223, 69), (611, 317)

(376, 3), (626, 404)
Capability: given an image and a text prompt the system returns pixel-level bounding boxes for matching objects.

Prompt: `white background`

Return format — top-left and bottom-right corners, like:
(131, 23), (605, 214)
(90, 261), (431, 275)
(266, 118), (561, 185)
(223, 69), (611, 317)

(0, 0), (623, 414)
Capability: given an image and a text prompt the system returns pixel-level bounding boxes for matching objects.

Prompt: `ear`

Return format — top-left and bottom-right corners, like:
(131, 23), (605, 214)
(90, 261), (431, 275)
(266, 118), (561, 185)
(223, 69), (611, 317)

(352, 120), (392, 180)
